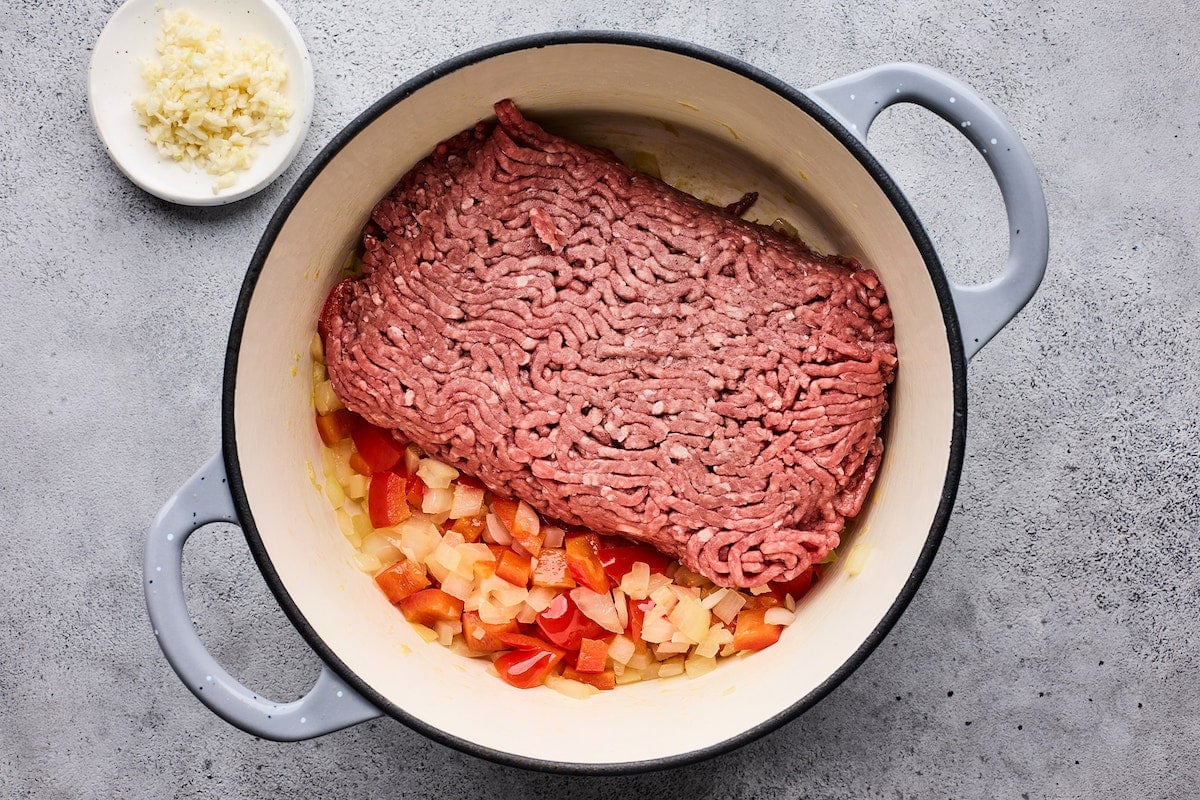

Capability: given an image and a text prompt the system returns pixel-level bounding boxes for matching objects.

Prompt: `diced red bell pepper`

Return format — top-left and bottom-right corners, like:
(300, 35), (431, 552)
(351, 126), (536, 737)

(731, 608), (783, 652)
(769, 566), (819, 602)
(450, 515), (486, 543)
(627, 597), (654, 641)
(374, 559), (430, 604)
(496, 631), (557, 651)
(494, 648), (563, 689)
(368, 472), (411, 528)
(461, 611), (519, 653)
(536, 593), (606, 651)
(405, 474), (426, 508)
(596, 543), (674, 581)
(575, 637), (609, 674)
(494, 549), (532, 587)
(565, 534), (609, 593)
(561, 666), (616, 690)
(531, 548), (576, 589)
(349, 452), (373, 475)
(398, 589), (465, 626)
(315, 409), (356, 446)
(351, 421), (405, 473)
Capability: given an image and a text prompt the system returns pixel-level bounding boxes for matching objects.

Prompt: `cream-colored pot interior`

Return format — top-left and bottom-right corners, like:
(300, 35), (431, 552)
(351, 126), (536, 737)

(232, 42), (955, 766)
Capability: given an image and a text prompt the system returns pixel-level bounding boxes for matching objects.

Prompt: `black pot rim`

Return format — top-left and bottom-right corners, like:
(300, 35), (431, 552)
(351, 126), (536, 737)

(222, 30), (968, 776)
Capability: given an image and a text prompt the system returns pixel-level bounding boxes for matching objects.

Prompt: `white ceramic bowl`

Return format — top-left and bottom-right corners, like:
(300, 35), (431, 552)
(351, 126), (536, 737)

(88, 0), (314, 206)
(146, 34), (1048, 772)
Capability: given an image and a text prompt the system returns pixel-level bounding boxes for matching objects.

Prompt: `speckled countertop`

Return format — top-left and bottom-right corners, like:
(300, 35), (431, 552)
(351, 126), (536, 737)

(2, 1), (1198, 798)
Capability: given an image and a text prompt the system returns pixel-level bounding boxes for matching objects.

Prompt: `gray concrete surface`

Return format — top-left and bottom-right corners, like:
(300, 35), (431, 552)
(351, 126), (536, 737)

(2, 0), (1197, 797)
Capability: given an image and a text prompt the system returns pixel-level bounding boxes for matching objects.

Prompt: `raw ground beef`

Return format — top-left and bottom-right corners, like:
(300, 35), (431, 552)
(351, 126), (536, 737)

(321, 100), (897, 588)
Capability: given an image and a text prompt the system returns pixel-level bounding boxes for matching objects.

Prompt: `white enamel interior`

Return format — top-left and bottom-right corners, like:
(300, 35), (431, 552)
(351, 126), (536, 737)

(232, 43), (955, 766)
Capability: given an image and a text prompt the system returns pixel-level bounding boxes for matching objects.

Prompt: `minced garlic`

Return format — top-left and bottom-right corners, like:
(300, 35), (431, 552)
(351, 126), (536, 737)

(133, 9), (291, 193)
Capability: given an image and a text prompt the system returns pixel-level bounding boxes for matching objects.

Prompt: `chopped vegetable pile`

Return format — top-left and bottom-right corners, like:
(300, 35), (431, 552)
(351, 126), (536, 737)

(311, 332), (822, 696)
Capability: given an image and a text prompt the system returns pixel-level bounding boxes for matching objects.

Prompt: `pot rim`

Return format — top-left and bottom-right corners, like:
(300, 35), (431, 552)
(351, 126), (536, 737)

(221, 30), (968, 775)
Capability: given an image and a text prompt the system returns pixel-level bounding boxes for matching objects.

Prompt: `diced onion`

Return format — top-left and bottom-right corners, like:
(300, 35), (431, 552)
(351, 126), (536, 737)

(619, 562), (651, 599)
(667, 595), (711, 644)
(481, 575), (528, 607)
(421, 487), (454, 515)
(748, 582), (772, 596)
(344, 474), (369, 500)
(646, 573), (672, 594)
(684, 654), (718, 679)
(352, 552), (381, 573)
(516, 603), (540, 624)
(309, 332), (324, 363)
(695, 624), (734, 658)
(477, 597), (521, 625)
(545, 675), (599, 699)
(711, 590), (748, 625)
(525, 586), (558, 613)
(410, 623), (438, 643)
(404, 445), (421, 477)
(416, 458), (459, 489)
(484, 513), (512, 545)
(448, 485), (485, 519)
(638, 608), (675, 644)
(608, 635), (637, 666)
(323, 469), (345, 509)
(434, 620), (461, 647)
(570, 587), (624, 633)
(361, 532), (402, 569)
(314, 381), (343, 414)
(440, 571), (474, 602)
(612, 587), (629, 631)
(673, 566), (709, 588)
(541, 525), (565, 549)
(649, 585), (679, 613)
(701, 587), (729, 610)
(615, 668), (644, 685)
(657, 657), (685, 678)
(764, 607), (795, 626)
(335, 509), (354, 540)
(655, 640), (691, 656)
(627, 646), (654, 671)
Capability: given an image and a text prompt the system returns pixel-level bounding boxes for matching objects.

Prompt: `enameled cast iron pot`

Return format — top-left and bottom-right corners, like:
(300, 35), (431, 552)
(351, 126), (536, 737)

(145, 33), (1048, 773)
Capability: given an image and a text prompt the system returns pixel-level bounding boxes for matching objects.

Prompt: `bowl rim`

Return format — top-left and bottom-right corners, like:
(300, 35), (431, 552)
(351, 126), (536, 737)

(221, 31), (969, 775)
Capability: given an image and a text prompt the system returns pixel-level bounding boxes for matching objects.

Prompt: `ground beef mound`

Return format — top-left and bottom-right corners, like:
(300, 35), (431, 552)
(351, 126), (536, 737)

(321, 100), (897, 588)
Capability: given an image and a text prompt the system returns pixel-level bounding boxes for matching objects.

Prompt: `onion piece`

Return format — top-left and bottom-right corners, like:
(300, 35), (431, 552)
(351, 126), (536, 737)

(516, 603), (540, 625)
(477, 597), (521, 625)
(711, 590), (748, 626)
(701, 587), (729, 610)
(684, 654), (718, 679)
(421, 487), (454, 515)
(541, 525), (565, 549)
(615, 668), (644, 685)
(646, 573), (672, 594)
(417, 458), (459, 489)
(764, 607), (795, 626)
(525, 586), (558, 613)
(619, 562), (651, 600)
(410, 623), (438, 643)
(545, 675), (599, 699)
(404, 445), (421, 477)
(694, 624), (734, 658)
(440, 571), (474, 602)
(612, 587), (629, 631)
(361, 532), (402, 569)
(352, 551), (381, 573)
(314, 381), (343, 414)
(608, 635), (637, 666)
(657, 656), (685, 678)
(667, 594), (711, 644)
(310, 332), (324, 363)
(484, 513), (512, 546)
(569, 587), (623, 633)
(448, 484), (485, 519)
(627, 646), (654, 671)
(434, 619), (461, 647)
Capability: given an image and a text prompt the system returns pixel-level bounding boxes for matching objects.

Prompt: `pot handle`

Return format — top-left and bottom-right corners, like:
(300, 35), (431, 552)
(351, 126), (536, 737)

(144, 453), (382, 741)
(808, 63), (1048, 360)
